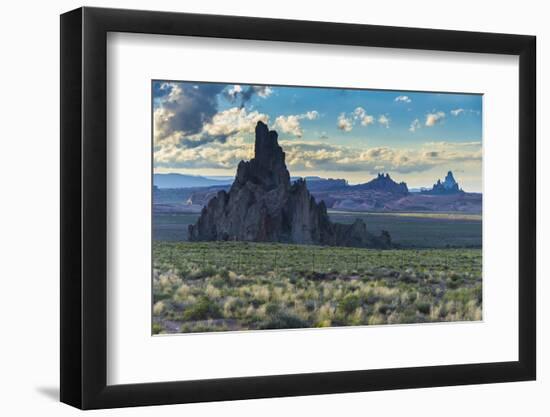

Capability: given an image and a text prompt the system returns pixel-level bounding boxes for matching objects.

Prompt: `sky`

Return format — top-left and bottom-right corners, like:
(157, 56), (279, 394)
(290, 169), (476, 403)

(153, 81), (483, 191)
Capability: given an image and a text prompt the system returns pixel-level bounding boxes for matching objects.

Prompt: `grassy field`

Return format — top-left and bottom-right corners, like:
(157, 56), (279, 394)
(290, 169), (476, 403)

(153, 241), (482, 334)
(154, 211), (482, 248)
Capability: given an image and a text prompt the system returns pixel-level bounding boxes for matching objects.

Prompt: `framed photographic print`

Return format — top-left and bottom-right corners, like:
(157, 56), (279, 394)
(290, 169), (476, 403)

(60, 7), (536, 409)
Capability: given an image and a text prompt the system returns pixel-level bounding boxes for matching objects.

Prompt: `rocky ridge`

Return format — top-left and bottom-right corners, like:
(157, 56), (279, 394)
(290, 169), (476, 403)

(352, 172), (409, 194)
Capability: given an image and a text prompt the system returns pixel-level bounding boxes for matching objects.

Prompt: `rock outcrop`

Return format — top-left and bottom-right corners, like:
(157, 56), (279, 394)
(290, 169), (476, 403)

(188, 121), (390, 248)
(423, 171), (464, 195)
(352, 173), (409, 194)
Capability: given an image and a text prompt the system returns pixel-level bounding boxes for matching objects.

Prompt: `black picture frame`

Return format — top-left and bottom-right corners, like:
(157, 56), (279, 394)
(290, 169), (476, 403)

(60, 6), (536, 410)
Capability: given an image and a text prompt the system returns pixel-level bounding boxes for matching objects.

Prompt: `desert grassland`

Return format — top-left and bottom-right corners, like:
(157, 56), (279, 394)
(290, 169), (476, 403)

(152, 241), (482, 334)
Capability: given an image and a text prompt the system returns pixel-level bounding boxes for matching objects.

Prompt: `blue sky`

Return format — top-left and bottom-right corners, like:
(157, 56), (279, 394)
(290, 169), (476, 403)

(153, 81), (482, 191)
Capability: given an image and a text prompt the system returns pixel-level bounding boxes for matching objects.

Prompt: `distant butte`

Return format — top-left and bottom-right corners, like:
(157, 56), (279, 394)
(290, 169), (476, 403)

(351, 172), (409, 194)
(423, 171), (464, 195)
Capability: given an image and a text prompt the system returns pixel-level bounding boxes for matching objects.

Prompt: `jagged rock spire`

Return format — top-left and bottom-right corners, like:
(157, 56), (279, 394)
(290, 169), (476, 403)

(234, 121), (290, 190)
(188, 121), (390, 248)
(254, 121), (284, 167)
(424, 170), (463, 194)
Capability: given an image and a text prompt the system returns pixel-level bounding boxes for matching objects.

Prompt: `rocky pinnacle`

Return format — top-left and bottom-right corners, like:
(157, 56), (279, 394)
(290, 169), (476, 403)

(188, 121), (391, 248)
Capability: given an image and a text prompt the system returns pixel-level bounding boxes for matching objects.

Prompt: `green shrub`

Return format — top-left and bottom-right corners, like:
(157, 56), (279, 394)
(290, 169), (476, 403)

(210, 276), (228, 288)
(152, 323), (163, 334)
(182, 297), (222, 321)
(265, 302), (281, 315)
(338, 294), (360, 315)
(259, 311), (308, 330)
(416, 302), (431, 315)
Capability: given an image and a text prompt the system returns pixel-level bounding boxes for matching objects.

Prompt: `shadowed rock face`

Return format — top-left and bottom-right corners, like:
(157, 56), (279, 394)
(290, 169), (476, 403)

(423, 170), (463, 195)
(188, 121), (390, 248)
(352, 173), (409, 194)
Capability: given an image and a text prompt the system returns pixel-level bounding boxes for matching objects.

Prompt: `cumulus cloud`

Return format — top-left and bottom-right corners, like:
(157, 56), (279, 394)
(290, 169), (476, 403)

(225, 85), (243, 101)
(425, 111), (445, 127)
(275, 115), (303, 137)
(274, 140), (480, 175)
(155, 130), (481, 175)
(338, 108), (380, 131)
(451, 108), (465, 116)
(353, 107), (375, 126)
(154, 135), (254, 170)
(153, 82), (480, 178)
(255, 86), (273, 98)
(153, 80), (275, 152)
(155, 105), (269, 164)
(303, 110), (319, 120)
(274, 111), (319, 137)
(353, 107), (365, 119)
(409, 118), (421, 132)
(337, 113), (353, 132)
(223, 84), (273, 106)
(153, 82), (225, 145)
(394, 95), (412, 103)
(378, 114), (391, 128)
(423, 141), (481, 146)
(202, 107), (269, 138)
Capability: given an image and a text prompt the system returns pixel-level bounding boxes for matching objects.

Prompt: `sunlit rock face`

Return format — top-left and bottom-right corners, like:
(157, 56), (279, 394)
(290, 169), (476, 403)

(188, 121), (390, 248)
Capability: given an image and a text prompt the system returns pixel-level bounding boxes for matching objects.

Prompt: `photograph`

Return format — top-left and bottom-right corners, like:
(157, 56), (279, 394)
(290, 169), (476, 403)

(152, 81), (483, 334)
(51, 3), (540, 411)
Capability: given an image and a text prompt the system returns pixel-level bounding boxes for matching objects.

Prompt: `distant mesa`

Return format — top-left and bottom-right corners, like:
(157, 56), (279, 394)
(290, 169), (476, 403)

(153, 173), (233, 189)
(188, 121), (391, 248)
(298, 177), (348, 192)
(422, 171), (464, 195)
(352, 172), (409, 194)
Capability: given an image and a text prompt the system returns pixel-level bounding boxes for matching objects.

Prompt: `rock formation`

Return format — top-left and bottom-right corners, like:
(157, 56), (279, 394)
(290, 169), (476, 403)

(423, 171), (464, 195)
(352, 173), (409, 194)
(188, 121), (390, 248)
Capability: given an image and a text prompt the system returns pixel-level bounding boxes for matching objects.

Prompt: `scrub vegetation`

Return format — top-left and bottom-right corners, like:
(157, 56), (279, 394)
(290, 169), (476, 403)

(152, 241), (482, 334)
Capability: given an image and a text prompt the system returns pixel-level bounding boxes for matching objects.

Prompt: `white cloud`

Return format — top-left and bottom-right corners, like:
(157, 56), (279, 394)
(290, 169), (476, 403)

(276, 140), (481, 174)
(223, 84), (274, 104)
(353, 107), (366, 119)
(451, 108), (465, 116)
(153, 106), (176, 143)
(338, 108), (378, 131)
(255, 86), (273, 98)
(202, 107), (269, 137)
(361, 114), (375, 126)
(304, 110), (319, 120)
(226, 85), (243, 100)
(423, 141), (481, 148)
(337, 113), (353, 132)
(409, 118), (421, 132)
(394, 95), (412, 103)
(155, 129), (481, 176)
(425, 111), (445, 127)
(353, 107), (375, 126)
(378, 114), (391, 128)
(154, 105), (270, 161)
(154, 135), (254, 170)
(275, 115), (304, 137)
(274, 110), (320, 137)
